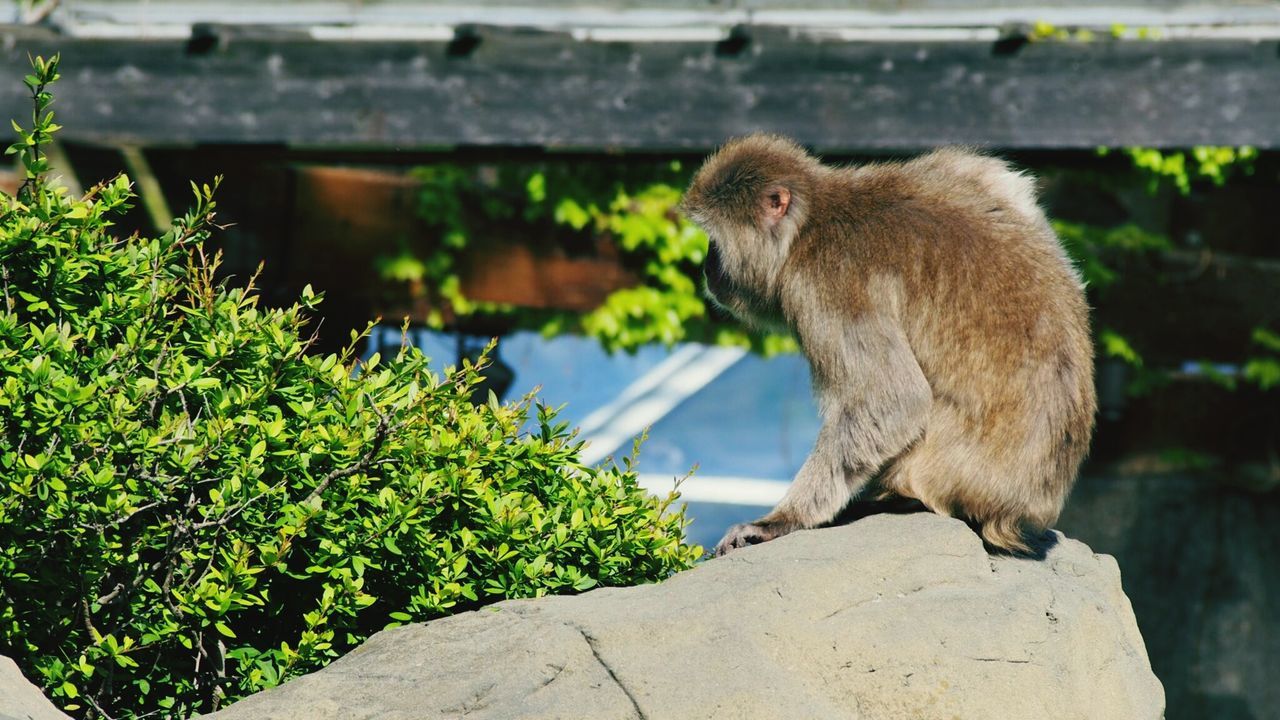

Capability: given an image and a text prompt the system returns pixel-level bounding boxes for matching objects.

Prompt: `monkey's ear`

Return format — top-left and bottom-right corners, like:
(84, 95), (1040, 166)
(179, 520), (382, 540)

(761, 186), (792, 227)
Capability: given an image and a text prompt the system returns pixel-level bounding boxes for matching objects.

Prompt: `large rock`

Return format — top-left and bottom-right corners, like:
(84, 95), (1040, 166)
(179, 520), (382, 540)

(0, 656), (70, 720)
(1059, 470), (1280, 720)
(205, 513), (1163, 720)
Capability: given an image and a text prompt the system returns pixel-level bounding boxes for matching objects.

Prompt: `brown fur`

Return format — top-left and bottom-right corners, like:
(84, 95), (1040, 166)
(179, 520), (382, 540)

(681, 135), (1096, 556)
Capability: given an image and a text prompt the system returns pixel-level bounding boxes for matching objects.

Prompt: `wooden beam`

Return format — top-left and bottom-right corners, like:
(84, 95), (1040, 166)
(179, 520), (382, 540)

(1, 24), (1278, 151)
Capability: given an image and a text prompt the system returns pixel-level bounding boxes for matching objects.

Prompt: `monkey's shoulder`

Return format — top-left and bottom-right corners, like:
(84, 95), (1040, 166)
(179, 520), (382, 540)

(844, 150), (1041, 224)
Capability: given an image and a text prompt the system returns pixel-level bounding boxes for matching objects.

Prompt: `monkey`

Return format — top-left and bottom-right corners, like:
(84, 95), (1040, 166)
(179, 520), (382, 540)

(679, 134), (1096, 557)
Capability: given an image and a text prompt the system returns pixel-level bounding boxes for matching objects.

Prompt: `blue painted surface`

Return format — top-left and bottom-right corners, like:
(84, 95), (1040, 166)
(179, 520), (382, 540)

(637, 352), (820, 479)
(497, 333), (677, 425)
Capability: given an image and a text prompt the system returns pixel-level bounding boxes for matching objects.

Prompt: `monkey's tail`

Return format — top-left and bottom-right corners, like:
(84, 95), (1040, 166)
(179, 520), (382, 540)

(979, 516), (1033, 556)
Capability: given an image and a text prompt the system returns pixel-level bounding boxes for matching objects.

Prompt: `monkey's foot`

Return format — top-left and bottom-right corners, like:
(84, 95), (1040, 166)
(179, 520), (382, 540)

(713, 520), (796, 557)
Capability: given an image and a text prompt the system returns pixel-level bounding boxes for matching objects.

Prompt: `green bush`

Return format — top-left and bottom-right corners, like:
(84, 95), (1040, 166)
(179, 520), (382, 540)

(0, 56), (701, 718)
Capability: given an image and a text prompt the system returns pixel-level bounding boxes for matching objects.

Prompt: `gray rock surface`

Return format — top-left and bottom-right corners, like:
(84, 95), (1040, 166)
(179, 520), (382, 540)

(205, 513), (1164, 720)
(0, 656), (70, 720)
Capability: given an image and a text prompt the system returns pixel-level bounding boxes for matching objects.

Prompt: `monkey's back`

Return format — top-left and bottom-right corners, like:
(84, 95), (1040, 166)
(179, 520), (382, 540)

(815, 150), (1097, 543)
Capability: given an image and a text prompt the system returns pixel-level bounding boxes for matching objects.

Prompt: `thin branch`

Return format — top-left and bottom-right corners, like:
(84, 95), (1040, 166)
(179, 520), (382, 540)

(304, 397), (392, 505)
(95, 582), (126, 607)
(187, 480), (284, 532)
(80, 595), (100, 639)
(82, 692), (118, 720)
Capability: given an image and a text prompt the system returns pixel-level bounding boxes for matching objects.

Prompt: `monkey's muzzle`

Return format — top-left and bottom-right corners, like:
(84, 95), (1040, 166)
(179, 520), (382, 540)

(703, 242), (728, 300)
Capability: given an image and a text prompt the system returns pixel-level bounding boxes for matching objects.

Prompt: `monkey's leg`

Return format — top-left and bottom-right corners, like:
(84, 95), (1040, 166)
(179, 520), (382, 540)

(713, 315), (932, 557)
(713, 430), (869, 556)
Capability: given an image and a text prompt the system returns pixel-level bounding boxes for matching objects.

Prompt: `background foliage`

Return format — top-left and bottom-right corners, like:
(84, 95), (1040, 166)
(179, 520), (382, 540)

(388, 160), (797, 354)
(0, 57), (701, 719)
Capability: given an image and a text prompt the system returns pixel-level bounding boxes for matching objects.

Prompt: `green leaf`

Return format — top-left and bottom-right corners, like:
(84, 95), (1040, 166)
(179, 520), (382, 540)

(1252, 327), (1280, 353)
(1099, 329), (1143, 367)
(383, 537), (403, 556)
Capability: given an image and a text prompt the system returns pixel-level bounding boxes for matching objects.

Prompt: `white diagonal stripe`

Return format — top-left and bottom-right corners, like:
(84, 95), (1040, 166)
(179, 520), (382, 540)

(577, 345), (746, 465)
(638, 474), (789, 507)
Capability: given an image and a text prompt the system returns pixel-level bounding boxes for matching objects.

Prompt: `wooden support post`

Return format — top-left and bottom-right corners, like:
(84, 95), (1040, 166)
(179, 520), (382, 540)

(119, 145), (173, 232)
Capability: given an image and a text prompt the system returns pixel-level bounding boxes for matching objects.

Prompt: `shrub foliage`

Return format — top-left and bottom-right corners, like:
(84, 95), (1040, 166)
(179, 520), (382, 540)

(0, 56), (700, 718)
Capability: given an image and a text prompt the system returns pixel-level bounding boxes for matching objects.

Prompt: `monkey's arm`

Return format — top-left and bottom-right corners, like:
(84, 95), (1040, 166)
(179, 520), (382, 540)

(714, 312), (931, 556)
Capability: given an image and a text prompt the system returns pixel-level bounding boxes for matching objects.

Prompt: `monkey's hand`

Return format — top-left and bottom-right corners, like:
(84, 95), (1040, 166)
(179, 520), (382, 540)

(713, 520), (796, 557)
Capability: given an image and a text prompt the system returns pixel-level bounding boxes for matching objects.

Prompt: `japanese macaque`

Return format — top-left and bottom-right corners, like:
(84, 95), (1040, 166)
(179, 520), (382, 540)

(680, 135), (1096, 557)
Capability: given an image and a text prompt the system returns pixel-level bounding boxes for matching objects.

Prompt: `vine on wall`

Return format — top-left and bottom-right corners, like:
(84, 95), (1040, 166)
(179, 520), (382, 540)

(384, 160), (796, 355)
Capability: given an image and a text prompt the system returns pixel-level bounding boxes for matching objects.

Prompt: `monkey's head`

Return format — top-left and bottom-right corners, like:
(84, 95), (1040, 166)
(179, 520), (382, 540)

(680, 134), (820, 328)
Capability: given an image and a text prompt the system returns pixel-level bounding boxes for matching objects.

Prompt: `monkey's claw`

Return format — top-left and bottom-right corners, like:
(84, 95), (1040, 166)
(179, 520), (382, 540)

(713, 521), (789, 557)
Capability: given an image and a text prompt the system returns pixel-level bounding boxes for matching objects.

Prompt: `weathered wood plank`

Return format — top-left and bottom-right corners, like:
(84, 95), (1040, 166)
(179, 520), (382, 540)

(1, 24), (1278, 150)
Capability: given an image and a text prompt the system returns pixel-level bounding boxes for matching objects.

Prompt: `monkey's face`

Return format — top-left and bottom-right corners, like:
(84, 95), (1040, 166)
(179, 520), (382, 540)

(700, 237), (775, 327)
(703, 240), (730, 301)
(694, 223), (791, 331)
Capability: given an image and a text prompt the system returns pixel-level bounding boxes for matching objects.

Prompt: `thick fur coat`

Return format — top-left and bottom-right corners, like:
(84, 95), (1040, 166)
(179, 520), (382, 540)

(681, 135), (1096, 554)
